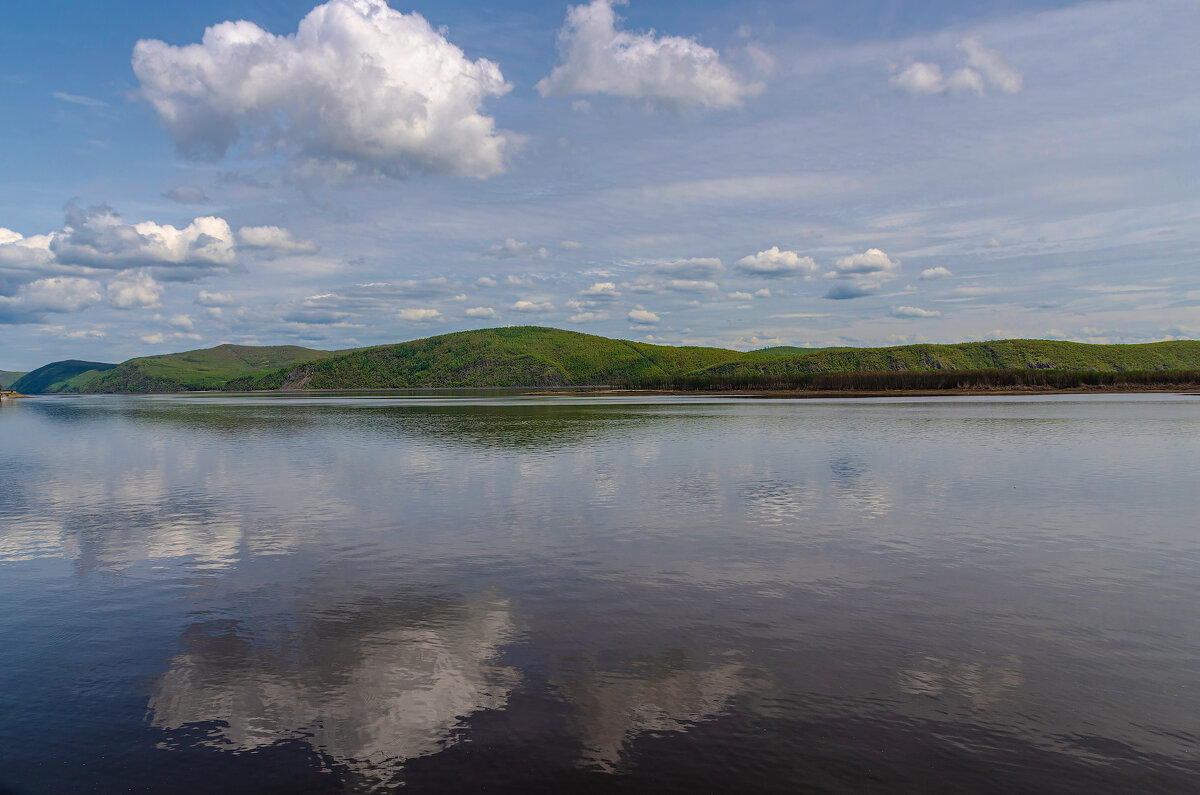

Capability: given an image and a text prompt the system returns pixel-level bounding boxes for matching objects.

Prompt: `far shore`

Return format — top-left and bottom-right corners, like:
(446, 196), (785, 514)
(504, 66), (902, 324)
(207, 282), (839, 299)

(522, 384), (1200, 398)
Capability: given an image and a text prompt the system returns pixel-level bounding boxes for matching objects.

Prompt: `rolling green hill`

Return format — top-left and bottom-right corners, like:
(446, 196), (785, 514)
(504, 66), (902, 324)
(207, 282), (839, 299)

(66, 344), (341, 393)
(12, 361), (117, 394)
(699, 339), (1200, 378)
(15, 330), (1200, 393)
(225, 327), (743, 390)
(0, 370), (27, 389)
(228, 329), (1200, 391)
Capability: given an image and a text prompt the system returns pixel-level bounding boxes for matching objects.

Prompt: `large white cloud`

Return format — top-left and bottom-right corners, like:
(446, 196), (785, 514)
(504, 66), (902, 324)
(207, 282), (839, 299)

(0, 277), (104, 323)
(108, 271), (164, 310)
(537, 0), (760, 109)
(50, 203), (236, 277)
(133, 0), (513, 179)
(735, 246), (818, 278)
(823, 248), (901, 300)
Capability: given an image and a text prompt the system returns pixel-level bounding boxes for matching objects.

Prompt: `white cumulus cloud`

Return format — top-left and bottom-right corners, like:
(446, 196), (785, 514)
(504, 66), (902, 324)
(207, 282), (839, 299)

(510, 299), (555, 313)
(237, 225), (319, 254)
(627, 307), (660, 324)
(108, 271), (164, 309)
(537, 0), (761, 109)
(735, 246), (818, 278)
(49, 203), (236, 277)
(920, 266), (954, 280)
(0, 277), (104, 322)
(396, 308), (442, 322)
(465, 306), (497, 319)
(132, 0), (513, 179)
(890, 305), (941, 318)
(831, 248), (900, 276)
(892, 37), (1021, 96)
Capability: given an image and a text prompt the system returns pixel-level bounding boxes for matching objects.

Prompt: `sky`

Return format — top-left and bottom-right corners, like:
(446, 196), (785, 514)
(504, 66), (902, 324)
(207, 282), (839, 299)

(1, 0), (1197, 369)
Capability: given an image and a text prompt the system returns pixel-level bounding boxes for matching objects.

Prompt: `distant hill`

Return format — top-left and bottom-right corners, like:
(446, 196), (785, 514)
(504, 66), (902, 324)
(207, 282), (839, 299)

(16, 330), (1200, 393)
(228, 329), (1200, 391)
(696, 339), (1200, 377)
(226, 327), (743, 390)
(65, 344), (341, 393)
(12, 361), (117, 394)
(0, 370), (28, 389)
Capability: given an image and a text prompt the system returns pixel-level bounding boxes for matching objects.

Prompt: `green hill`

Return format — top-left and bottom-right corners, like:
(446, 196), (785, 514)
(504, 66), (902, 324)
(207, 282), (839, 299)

(12, 361), (117, 394)
(699, 339), (1200, 378)
(0, 370), (28, 389)
(66, 344), (340, 393)
(226, 327), (743, 390)
(227, 329), (1200, 391)
(16, 330), (1200, 393)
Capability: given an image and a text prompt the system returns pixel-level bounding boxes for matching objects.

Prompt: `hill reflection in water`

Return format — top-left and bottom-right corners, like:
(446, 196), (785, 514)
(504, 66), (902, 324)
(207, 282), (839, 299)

(3, 393), (1200, 792)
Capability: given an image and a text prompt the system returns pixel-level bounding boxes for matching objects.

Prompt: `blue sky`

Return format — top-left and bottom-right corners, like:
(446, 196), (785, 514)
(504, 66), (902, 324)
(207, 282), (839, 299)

(1, 0), (1196, 369)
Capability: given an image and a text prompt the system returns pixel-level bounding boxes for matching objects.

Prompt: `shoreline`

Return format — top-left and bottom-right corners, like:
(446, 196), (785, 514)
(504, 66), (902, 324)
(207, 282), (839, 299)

(522, 384), (1200, 398)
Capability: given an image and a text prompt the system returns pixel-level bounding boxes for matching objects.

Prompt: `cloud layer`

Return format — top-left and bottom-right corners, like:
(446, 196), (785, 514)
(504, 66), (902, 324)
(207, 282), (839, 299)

(133, 0), (513, 179)
(537, 0), (760, 108)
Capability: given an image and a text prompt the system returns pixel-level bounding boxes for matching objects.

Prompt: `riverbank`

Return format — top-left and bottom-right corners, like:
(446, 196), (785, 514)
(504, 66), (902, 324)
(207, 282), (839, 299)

(526, 384), (1200, 398)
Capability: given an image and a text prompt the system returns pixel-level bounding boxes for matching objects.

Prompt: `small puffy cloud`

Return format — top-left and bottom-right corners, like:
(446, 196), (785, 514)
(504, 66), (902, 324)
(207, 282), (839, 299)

(570, 310), (609, 322)
(141, 333), (166, 345)
(560, 240), (583, 250)
(537, 0), (761, 109)
(727, 288), (771, 300)
(49, 203), (235, 278)
(824, 283), (873, 301)
(196, 290), (235, 307)
(890, 305), (941, 318)
(237, 225), (318, 254)
(475, 276), (499, 288)
(919, 266), (953, 280)
(465, 306), (497, 319)
(893, 37), (1020, 96)
(654, 257), (723, 280)
(510, 299), (555, 313)
(891, 62), (946, 95)
(163, 185), (209, 204)
(167, 313), (195, 330)
(396, 308), (442, 322)
(0, 277), (104, 322)
(627, 307), (660, 324)
(132, 0), (513, 179)
(484, 238), (549, 259)
(582, 281), (620, 296)
(735, 246), (818, 278)
(108, 271), (163, 309)
(961, 36), (1022, 93)
(831, 248), (900, 276)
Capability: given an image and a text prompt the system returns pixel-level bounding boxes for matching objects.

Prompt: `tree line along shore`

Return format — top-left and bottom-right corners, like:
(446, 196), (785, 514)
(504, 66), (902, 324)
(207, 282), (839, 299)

(8, 327), (1200, 395)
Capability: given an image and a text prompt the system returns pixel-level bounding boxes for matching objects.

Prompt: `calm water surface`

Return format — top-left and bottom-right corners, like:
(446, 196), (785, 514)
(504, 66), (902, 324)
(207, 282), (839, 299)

(1, 392), (1198, 793)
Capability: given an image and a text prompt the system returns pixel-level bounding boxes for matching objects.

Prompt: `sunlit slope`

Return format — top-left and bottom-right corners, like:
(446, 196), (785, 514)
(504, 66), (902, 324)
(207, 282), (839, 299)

(226, 327), (744, 389)
(0, 370), (28, 389)
(707, 339), (1200, 377)
(69, 344), (339, 392)
(12, 361), (117, 393)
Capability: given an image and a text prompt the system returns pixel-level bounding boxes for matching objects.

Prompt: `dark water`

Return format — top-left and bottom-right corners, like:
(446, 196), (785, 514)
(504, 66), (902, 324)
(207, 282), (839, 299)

(2, 392), (1199, 794)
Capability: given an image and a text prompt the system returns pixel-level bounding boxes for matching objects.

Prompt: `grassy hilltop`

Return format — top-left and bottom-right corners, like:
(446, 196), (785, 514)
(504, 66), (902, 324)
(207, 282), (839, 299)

(70, 344), (344, 392)
(12, 361), (117, 394)
(13, 327), (1200, 393)
(0, 370), (28, 389)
